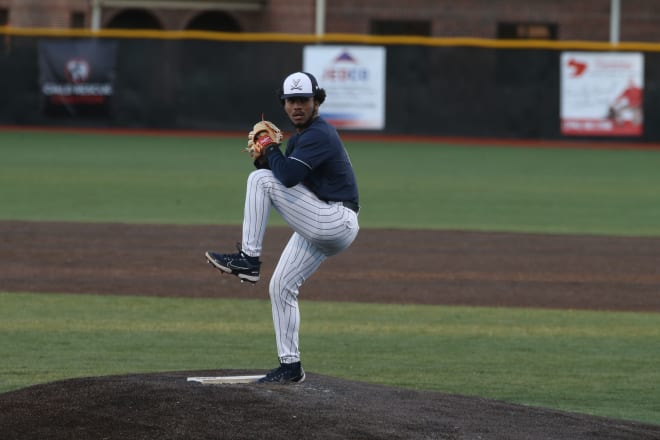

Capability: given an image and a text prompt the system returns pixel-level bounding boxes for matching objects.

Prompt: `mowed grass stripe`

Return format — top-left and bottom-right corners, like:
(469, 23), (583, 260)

(1, 130), (660, 235)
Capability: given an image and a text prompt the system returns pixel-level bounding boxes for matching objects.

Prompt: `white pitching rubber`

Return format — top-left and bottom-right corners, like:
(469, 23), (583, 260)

(187, 375), (265, 384)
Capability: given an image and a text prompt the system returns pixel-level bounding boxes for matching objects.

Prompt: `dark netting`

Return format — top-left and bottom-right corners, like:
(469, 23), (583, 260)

(1, 33), (658, 142)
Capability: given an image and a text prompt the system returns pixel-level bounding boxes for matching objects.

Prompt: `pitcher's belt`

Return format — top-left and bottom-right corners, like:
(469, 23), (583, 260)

(330, 200), (359, 214)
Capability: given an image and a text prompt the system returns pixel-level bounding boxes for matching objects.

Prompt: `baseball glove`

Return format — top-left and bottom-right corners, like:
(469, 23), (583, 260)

(245, 119), (283, 160)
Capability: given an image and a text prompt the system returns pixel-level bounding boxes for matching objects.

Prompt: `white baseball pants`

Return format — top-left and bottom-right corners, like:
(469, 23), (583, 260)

(241, 169), (359, 364)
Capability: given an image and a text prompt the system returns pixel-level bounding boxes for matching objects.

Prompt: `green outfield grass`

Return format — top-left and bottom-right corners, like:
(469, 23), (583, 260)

(1, 292), (658, 425)
(1, 130), (660, 235)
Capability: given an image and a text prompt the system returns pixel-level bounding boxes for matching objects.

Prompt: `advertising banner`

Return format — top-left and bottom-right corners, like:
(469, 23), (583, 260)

(303, 45), (386, 130)
(38, 39), (117, 117)
(560, 52), (643, 136)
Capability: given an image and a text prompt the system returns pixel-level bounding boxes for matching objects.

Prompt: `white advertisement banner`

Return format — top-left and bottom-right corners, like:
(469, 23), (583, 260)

(303, 45), (386, 130)
(560, 52), (644, 136)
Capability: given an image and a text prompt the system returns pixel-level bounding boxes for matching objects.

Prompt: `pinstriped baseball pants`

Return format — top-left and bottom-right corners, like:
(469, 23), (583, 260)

(242, 169), (359, 364)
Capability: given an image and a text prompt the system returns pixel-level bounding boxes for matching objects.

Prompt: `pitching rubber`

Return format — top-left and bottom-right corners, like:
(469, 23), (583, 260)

(187, 375), (266, 384)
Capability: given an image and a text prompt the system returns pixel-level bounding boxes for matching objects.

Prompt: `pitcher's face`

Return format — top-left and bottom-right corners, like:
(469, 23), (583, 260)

(284, 97), (319, 129)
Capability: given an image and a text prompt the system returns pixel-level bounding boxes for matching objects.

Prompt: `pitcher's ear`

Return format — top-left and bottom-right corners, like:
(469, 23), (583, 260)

(315, 88), (326, 105)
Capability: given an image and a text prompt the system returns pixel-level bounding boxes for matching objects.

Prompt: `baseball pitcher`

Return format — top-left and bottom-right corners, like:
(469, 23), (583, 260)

(206, 71), (360, 384)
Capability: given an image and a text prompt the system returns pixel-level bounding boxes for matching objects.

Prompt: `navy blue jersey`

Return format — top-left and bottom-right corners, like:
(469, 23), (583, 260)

(266, 117), (359, 204)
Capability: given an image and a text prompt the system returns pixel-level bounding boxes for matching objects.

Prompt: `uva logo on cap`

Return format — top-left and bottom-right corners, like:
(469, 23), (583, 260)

(281, 72), (321, 99)
(290, 79), (304, 91)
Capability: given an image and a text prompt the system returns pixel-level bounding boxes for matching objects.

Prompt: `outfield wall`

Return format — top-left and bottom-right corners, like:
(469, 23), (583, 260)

(2, 28), (660, 142)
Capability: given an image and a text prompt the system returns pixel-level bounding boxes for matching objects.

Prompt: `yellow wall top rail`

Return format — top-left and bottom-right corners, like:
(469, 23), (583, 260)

(2, 26), (660, 52)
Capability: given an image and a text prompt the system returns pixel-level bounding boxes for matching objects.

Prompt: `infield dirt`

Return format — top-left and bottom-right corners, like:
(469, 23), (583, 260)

(1, 221), (659, 439)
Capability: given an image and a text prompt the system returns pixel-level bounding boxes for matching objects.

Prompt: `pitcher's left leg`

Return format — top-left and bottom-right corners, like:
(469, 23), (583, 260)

(268, 233), (326, 363)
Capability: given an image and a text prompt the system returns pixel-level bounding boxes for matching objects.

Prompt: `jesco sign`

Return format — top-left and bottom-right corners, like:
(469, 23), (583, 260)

(303, 45), (386, 130)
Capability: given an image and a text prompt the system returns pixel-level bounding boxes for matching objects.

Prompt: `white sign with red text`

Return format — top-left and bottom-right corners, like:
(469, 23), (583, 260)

(303, 45), (386, 130)
(560, 52), (644, 136)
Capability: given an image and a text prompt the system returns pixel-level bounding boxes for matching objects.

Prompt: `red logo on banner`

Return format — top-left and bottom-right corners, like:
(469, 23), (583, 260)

(567, 58), (587, 77)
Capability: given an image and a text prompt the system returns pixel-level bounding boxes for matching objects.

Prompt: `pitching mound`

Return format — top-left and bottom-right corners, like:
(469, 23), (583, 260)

(1, 371), (658, 440)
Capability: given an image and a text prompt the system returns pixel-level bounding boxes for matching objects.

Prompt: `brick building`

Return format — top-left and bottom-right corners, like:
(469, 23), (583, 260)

(0, 0), (659, 42)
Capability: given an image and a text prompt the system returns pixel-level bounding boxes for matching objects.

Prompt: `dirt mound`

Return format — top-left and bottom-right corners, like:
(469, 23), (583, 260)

(1, 371), (658, 440)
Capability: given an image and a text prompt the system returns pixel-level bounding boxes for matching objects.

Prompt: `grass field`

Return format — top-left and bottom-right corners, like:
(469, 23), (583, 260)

(1, 129), (659, 425)
(2, 130), (660, 234)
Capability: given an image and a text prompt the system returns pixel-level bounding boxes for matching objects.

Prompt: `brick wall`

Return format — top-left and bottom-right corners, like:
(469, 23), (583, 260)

(268, 0), (660, 42)
(2, 0), (660, 43)
(4, 0), (87, 28)
(268, 0), (316, 34)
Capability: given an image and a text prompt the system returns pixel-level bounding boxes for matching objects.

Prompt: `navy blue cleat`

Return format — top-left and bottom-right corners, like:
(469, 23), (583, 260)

(205, 245), (261, 283)
(258, 362), (306, 384)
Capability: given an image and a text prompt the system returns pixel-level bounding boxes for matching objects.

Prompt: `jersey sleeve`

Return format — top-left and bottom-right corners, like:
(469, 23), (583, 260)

(266, 146), (310, 187)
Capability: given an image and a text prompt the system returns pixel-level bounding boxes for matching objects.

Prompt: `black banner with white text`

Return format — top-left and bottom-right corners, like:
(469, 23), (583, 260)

(38, 39), (117, 117)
